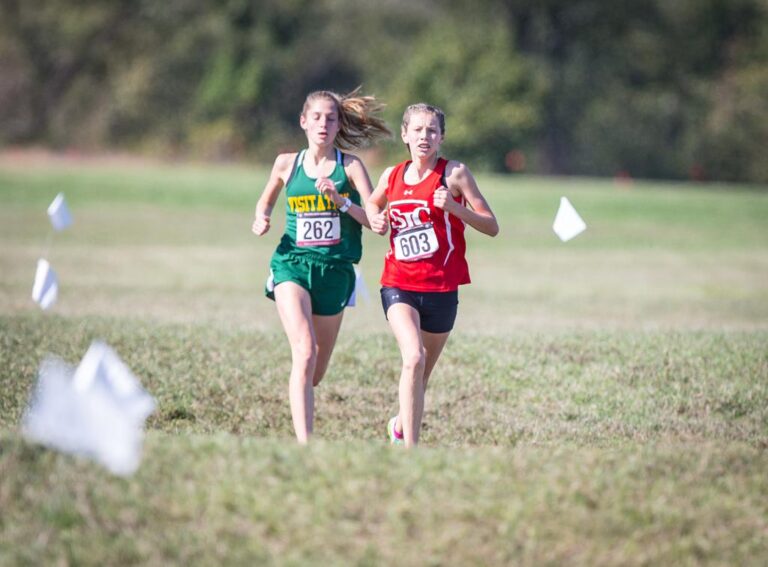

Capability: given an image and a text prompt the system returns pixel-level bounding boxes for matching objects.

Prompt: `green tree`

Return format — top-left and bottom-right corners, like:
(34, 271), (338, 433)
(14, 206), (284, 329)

(502, 0), (768, 181)
(383, 14), (543, 169)
(0, 0), (137, 146)
(0, 0), (766, 181)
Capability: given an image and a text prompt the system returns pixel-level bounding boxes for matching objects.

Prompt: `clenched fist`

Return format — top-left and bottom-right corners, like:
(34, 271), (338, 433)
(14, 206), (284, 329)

(315, 177), (343, 207)
(252, 214), (270, 236)
(369, 211), (389, 235)
(432, 187), (456, 212)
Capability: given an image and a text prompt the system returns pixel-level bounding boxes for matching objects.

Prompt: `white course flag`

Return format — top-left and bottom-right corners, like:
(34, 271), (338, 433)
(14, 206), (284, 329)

(552, 196), (587, 242)
(31, 258), (58, 310)
(22, 341), (156, 476)
(347, 266), (370, 307)
(47, 192), (73, 231)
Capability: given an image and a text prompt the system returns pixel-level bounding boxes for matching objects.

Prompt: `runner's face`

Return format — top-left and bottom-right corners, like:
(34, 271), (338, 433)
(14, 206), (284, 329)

(402, 112), (443, 160)
(301, 98), (340, 147)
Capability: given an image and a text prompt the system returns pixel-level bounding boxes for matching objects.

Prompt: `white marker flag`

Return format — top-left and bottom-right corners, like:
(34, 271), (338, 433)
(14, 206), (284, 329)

(347, 266), (370, 307)
(552, 196), (587, 242)
(47, 192), (73, 231)
(31, 258), (58, 310)
(22, 341), (156, 476)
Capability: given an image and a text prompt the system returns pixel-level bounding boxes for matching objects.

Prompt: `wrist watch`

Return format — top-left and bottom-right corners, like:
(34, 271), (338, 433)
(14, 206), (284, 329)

(339, 197), (352, 213)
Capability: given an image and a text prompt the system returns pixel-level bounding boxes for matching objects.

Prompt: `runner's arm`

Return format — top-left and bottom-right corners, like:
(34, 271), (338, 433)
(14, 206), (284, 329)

(340, 155), (374, 229)
(365, 167), (393, 236)
(435, 161), (499, 237)
(252, 153), (294, 235)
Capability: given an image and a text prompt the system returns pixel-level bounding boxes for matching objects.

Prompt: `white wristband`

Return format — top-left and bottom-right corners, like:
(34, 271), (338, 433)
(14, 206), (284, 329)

(339, 197), (352, 213)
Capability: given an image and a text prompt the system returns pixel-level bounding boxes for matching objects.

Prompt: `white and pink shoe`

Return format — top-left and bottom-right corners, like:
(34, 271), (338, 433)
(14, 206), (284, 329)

(387, 416), (404, 445)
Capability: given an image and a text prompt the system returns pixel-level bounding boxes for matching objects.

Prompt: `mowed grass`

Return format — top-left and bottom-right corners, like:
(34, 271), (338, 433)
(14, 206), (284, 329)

(2, 435), (766, 566)
(1, 156), (767, 565)
(1, 316), (767, 446)
(2, 160), (767, 331)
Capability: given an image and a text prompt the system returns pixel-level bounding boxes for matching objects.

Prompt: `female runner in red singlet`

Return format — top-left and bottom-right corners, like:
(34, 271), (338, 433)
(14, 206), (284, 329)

(366, 103), (499, 447)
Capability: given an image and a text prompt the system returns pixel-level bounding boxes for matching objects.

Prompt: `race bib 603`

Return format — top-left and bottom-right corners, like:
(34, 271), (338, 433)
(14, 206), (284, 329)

(393, 223), (439, 261)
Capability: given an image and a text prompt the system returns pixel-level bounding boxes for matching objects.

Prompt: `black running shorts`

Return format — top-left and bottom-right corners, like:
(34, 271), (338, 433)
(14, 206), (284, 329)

(380, 286), (459, 333)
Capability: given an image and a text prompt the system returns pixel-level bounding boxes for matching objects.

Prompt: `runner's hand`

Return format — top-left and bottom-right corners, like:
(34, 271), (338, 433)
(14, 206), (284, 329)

(315, 177), (342, 207)
(433, 187), (456, 212)
(369, 211), (389, 235)
(252, 214), (270, 236)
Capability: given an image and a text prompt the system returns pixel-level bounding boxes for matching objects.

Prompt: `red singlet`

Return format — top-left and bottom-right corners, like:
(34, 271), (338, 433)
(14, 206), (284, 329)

(380, 158), (470, 292)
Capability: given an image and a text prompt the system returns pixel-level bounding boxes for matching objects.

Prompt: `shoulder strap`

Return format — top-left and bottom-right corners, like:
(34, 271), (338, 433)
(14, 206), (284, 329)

(436, 157), (448, 189)
(335, 148), (343, 164)
(386, 160), (408, 198)
(286, 150), (305, 186)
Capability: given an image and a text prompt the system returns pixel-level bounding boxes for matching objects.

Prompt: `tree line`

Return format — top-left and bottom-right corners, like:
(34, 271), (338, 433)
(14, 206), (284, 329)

(1, 0), (766, 183)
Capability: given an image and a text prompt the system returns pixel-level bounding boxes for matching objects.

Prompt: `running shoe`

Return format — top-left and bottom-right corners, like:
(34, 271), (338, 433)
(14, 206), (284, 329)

(387, 416), (404, 445)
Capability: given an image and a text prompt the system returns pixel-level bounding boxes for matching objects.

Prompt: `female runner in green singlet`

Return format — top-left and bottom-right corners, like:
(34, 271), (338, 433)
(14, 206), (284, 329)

(252, 89), (390, 443)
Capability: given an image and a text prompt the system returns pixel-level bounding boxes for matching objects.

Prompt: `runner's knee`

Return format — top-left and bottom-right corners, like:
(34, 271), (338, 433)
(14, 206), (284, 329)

(291, 337), (317, 369)
(401, 346), (426, 373)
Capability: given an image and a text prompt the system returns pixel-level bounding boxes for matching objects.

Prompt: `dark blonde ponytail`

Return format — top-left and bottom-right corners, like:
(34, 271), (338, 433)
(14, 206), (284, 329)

(302, 88), (391, 151)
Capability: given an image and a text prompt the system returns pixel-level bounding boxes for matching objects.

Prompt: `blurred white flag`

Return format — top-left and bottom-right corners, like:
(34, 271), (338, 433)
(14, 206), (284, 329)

(31, 258), (58, 310)
(22, 341), (156, 476)
(347, 266), (370, 307)
(47, 192), (73, 231)
(553, 196), (587, 242)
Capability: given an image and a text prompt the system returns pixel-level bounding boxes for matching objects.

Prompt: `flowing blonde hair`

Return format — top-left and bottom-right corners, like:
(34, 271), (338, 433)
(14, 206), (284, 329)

(302, 88), (391, 151)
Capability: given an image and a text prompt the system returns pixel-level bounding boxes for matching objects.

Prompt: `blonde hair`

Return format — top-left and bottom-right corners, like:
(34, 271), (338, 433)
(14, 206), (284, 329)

(302, 88), (391, 151)
(402, 103), (446, 136)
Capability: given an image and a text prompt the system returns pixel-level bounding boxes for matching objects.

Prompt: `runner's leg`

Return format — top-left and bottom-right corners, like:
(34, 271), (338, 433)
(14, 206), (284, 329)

(421, 330), (451, 393)
(274, 282), (316, 444)
(312, 312), (344, 387)
(386, 303), (425, 447)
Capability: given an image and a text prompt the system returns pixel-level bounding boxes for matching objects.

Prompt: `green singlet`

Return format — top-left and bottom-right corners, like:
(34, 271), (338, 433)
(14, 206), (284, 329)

(276, 148), (362, 263)
(265, 149), (361, 315)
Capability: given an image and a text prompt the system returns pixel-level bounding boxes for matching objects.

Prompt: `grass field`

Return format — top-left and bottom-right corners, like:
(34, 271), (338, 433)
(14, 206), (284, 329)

(1, 156), (767, 565)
